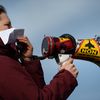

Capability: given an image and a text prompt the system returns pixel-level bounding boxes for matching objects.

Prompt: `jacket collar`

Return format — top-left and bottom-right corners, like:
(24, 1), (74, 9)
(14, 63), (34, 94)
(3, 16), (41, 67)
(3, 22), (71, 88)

(0, 38), (19, 60)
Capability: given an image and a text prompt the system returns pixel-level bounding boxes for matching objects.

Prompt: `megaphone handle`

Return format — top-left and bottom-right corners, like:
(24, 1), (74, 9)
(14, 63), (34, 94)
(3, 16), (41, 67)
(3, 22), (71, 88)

(55, 54), (71, 65)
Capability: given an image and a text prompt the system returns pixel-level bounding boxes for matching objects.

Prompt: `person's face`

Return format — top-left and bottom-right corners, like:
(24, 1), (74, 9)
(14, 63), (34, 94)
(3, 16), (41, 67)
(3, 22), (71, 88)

(0, 12), (12, 31)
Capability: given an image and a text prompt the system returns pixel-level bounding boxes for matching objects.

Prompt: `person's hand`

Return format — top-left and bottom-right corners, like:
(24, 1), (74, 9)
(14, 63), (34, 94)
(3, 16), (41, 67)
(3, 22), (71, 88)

(17, 36), (33, 61)
(60, 58), (79, 78)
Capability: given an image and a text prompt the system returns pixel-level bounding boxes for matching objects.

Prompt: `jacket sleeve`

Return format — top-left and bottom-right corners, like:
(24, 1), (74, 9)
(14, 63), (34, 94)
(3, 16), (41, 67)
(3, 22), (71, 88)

(23, 59), (46, 89)
(40, 70), (77, 100)
(22, 60), (78, 100)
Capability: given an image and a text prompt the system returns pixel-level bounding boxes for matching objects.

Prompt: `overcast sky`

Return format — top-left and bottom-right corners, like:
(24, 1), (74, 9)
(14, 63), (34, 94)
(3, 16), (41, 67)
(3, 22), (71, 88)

(1, 0), (100, 100)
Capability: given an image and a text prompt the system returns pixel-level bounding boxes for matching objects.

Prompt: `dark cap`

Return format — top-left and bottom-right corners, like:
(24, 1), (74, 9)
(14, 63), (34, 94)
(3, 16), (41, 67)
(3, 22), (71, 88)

(0, 5), (7, 13)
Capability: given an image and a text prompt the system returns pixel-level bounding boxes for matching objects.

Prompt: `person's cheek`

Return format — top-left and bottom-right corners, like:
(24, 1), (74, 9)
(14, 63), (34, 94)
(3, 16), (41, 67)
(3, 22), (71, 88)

(0, 23), (9, 31)
(3, 25), (9, 30)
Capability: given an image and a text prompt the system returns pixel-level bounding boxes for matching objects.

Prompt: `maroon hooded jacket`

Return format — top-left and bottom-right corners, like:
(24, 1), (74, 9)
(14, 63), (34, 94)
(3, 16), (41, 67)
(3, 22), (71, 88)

(0, 38), (77, 100)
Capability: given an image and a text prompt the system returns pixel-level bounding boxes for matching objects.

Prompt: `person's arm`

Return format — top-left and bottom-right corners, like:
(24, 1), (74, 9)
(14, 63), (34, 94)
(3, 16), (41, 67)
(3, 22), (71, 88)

(41, 69), (77, 100)
(21, 58), (78, 100)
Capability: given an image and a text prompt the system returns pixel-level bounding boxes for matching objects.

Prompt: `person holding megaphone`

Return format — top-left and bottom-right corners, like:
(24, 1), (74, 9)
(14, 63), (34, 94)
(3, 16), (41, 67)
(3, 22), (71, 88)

(0, 5), (78, 100)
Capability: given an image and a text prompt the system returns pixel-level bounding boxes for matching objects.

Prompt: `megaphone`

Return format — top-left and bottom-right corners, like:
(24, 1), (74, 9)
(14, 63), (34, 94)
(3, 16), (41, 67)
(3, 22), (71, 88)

(40, 34), (100, 66)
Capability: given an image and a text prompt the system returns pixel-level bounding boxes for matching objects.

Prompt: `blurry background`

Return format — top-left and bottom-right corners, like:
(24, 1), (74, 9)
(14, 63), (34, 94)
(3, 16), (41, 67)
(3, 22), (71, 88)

(1, 0), (100, 100)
